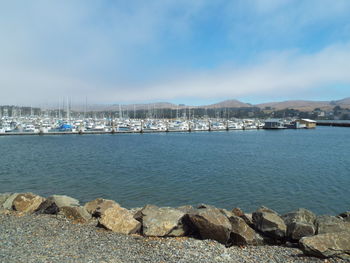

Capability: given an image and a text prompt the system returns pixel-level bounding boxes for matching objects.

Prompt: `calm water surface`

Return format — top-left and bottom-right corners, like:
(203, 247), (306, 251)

(0, 127), (349, 214)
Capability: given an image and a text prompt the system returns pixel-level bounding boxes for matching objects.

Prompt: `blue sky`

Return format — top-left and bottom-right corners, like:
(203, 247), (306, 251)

(0, 0), (350, 106)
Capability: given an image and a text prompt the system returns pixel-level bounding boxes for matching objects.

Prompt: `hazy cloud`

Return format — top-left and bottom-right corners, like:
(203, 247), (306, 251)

(0, 0), (349, 105)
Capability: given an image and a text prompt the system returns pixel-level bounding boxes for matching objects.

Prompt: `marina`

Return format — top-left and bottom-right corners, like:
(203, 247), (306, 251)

(0, 115), (322, 136)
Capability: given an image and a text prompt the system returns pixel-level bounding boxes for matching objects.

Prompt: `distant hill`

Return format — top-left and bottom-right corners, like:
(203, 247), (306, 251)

(204, 99), (252, 109)
(334, 97), (350, 107)
(64, 97), (350, 112)
(255, 100), (331, 111)
(256, 98), (350, 111)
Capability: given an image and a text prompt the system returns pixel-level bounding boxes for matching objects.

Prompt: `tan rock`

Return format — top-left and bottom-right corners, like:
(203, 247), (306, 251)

(187, 204), (232, 245)
(232, 208), (244, 217)
(60, 206), (91, 223)
(135, 205), (187, 237)
(99, 204), (141, 235)
(300, 231), (350, 259)
(84, 198), (116, 217)
(228, 215), (264, 246)
(12, 193), (45, 213)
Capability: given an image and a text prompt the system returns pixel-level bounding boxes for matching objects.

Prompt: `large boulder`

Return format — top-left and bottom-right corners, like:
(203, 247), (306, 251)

(84, 198), (116, 217)
(2, 193), (19, 210)
(36, 195), (79, 214)
(134, 205), (187, 237)
(99, 203), (141, 235)
(300, 231), (350, 259)
(282, 208), (316, 241)
(186, 204), (232, 245)
(252, 206), (286, 242)
(316, 215), (350, 234)
(228, 215), (264, 246)
(59, 206), (91, 223)
(12, 193), (45, 213)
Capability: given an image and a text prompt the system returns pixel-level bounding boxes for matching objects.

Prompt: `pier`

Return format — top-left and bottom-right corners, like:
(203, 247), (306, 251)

(316, 121), (350, 127)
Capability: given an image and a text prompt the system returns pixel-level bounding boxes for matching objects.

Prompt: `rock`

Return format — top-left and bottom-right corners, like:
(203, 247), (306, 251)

(134, 205), (187, 237)
(282, 208), (316, 241)
(35, 199), (59, 214)
(0, 193), (12, 207)
(49, 195), (79, 207)
(241, 213), (254, 227)
(59, 206), (91, 223)
(99, 203), (141, 235)
(186, 204), (232, 245)
(230, 208), (254, 228)
(12, 193), (45, 213)
(228, 215), (264, 246)
(84, 198), (116, 217)
(232, 207), (244, 217)
(316, 215), (350, 234)
(252, 206), (286, 241)
(177, 205), (196, 214)
(339, 211), (350, 222)
(36, 195), (79, 214)
(300, 231), (350, 259)
(220, 208), (234, 218)
(2, 193), (19, 210)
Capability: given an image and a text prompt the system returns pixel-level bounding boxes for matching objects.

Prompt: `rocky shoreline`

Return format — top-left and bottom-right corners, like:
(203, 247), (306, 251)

(1, 192), (349, 262)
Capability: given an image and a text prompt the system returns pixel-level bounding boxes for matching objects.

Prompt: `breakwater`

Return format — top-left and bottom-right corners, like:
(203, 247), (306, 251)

(1, 192), (350, 260)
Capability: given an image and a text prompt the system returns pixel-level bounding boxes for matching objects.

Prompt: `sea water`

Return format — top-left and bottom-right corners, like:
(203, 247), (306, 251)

(0, 126), (349, 214)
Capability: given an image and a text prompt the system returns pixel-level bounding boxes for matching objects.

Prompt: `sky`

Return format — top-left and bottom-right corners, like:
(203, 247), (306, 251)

(0, 0), (350, 106)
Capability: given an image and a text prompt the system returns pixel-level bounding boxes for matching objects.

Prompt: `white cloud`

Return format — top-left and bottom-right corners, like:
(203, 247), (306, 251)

(129, 42), (350, 102)
(0, 1), (349, 105)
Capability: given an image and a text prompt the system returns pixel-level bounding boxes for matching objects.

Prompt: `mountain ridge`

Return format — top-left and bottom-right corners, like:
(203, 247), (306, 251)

(66, 97), (350, 112)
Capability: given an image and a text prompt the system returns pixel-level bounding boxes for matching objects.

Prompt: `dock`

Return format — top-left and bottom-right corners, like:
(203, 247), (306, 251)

(316, 121), (350, 127)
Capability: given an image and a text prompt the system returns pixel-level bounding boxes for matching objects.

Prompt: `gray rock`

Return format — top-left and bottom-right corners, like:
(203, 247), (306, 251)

(228, 215), (264, 246)
(134, 205), (187, 237)
(300, 230), (350, 259)
(282, 208), (316, 240)
(12, 193), (45, 213)
(0, 193), (12, 207)
(2, 193), (19, 210)
(186, 204), (232, 245)
(49, 195), (79, 207)
(36, 195), (80, 214)
(98, 203), (141, 234)
(252, 206), (286, 241)
(59, 206), (91, 223)
(316, 215), (350, 234)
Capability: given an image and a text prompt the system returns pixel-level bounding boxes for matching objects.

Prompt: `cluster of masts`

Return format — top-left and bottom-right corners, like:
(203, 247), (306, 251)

(0, 114), (267, 134)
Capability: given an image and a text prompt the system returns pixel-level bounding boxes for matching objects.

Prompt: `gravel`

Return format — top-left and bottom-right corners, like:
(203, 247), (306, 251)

(0, 211), (348, 263)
